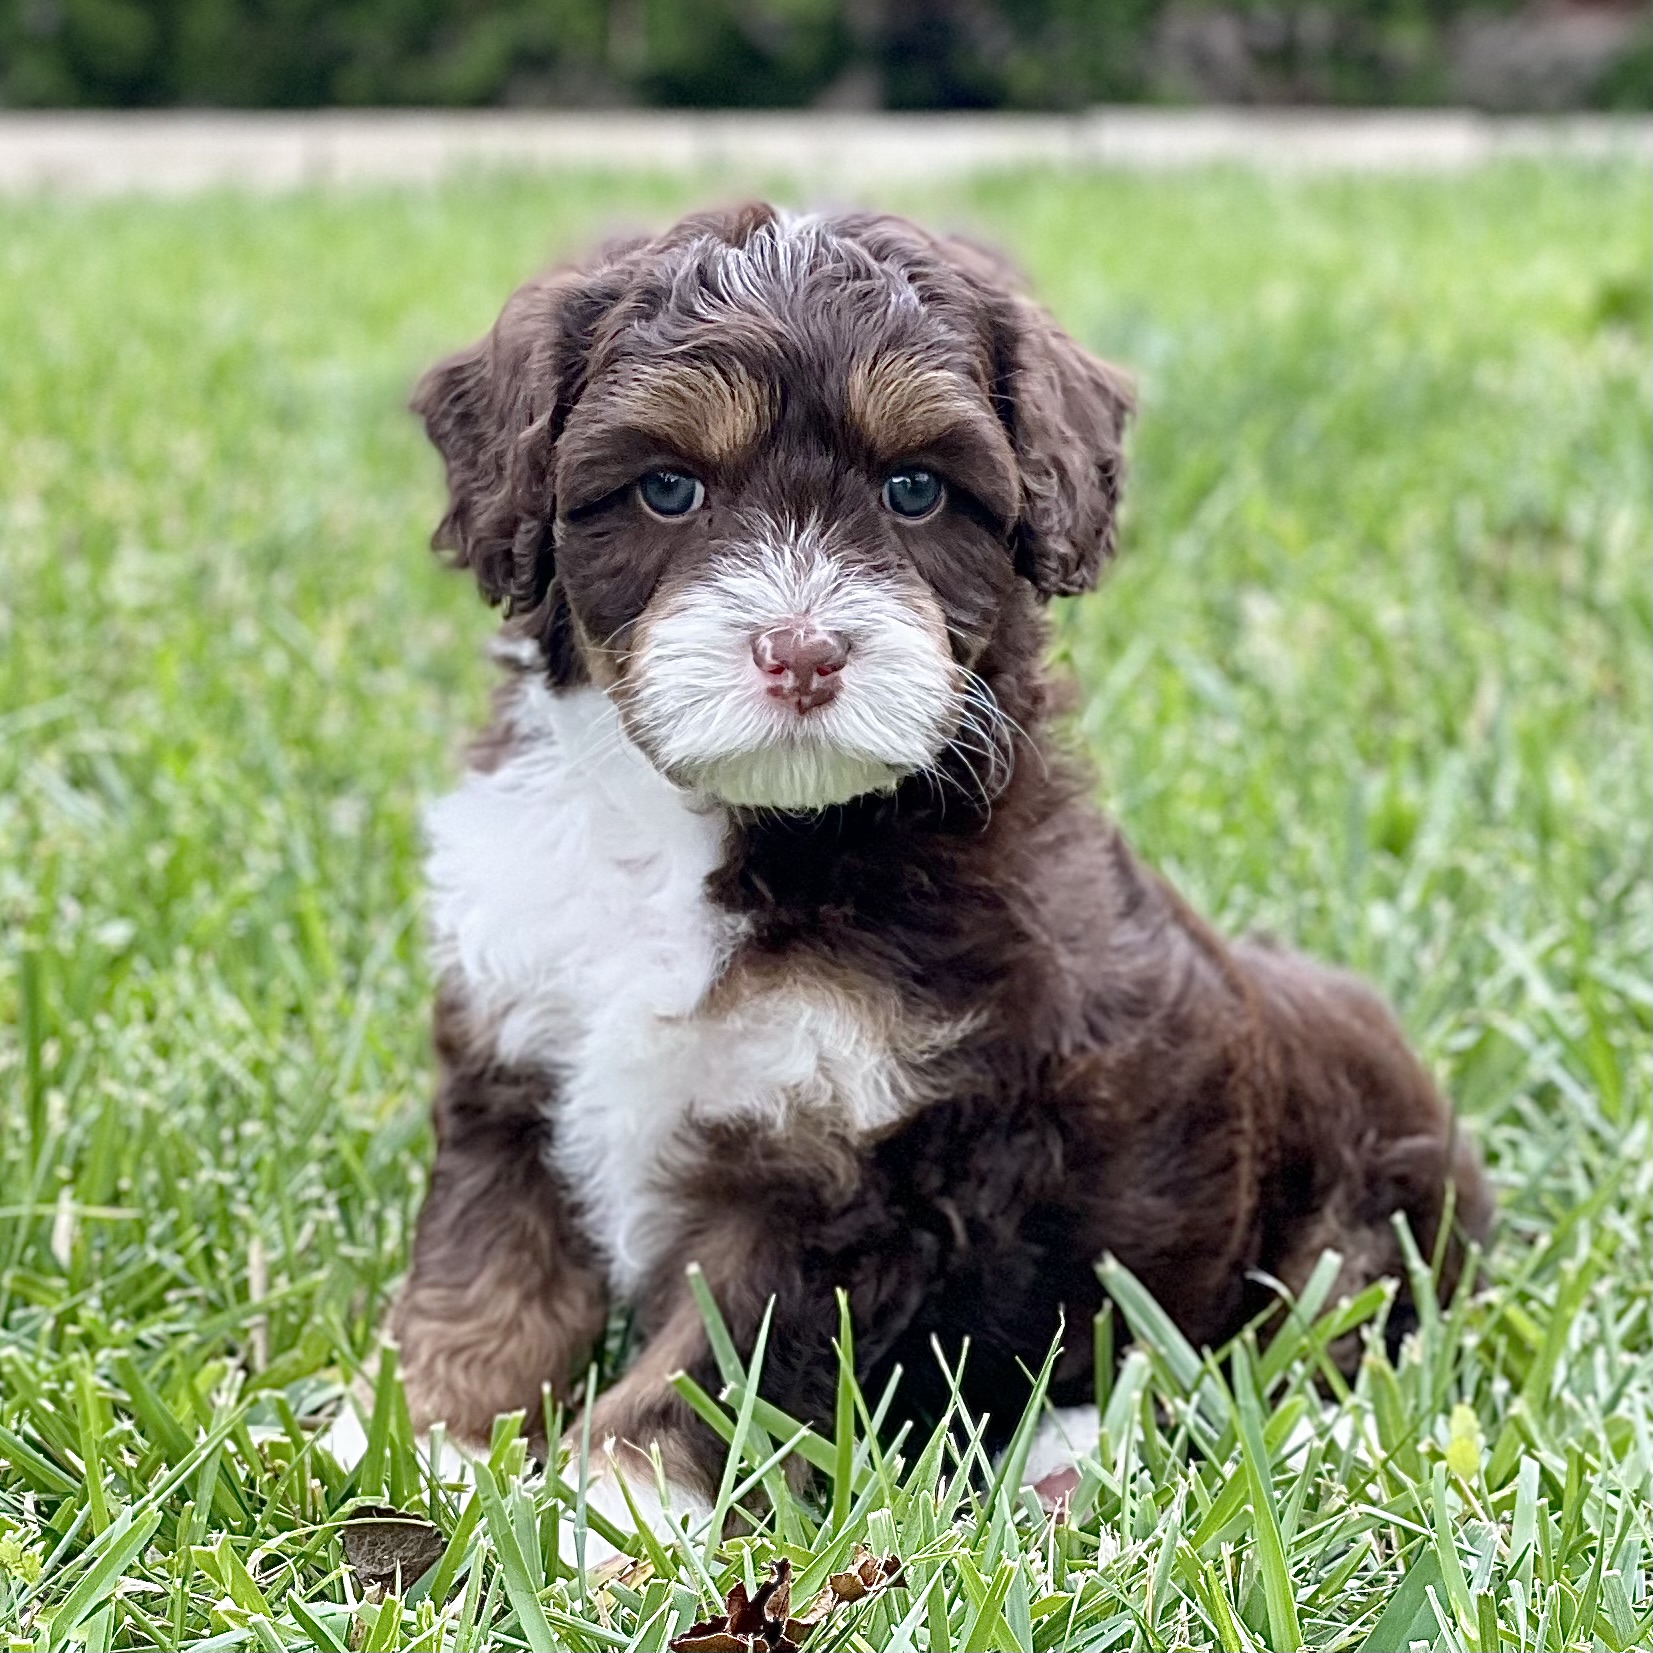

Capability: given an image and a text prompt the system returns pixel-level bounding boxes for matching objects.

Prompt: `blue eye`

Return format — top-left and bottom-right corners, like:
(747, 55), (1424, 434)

(881, 469), (944, 519)
(638, 471), (705, 518)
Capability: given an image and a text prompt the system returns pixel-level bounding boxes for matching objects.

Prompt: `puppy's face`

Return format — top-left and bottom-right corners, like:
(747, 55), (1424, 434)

(417, 206), (1131, 812)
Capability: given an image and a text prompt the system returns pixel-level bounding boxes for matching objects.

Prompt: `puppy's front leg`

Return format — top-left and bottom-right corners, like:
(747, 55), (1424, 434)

(563, 1296), (719, 1562)
(578, 1278), (742, 1512)
(573, 1215), (829, 1557)
(393, 1000), (608, 1451)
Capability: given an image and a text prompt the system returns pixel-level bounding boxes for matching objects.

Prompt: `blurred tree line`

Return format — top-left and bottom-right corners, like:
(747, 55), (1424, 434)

(2, 0), (1647, 110)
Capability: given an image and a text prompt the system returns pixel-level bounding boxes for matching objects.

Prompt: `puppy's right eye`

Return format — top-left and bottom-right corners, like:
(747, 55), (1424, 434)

(637, 471), (705, 519)
(881, 469), (944, 520)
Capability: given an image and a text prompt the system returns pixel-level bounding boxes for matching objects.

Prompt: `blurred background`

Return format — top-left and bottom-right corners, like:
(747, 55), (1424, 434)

(2, 0), (1648, 113)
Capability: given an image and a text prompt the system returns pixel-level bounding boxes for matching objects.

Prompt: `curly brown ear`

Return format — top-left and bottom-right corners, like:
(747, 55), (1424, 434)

(1002, 300), (1135, 598)
(412, 268), (595, 613)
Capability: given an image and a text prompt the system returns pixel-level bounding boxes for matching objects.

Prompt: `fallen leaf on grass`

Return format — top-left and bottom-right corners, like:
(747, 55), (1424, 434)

(669, 1556), (805, 1652)
(668, 1548), (906, 1652)
(824, 1545), (906, 1601)
(339, 1504), (446, 1593)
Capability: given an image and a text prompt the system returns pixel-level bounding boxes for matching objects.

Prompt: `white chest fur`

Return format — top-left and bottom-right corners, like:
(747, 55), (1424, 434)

(424, 683), (937, 1293)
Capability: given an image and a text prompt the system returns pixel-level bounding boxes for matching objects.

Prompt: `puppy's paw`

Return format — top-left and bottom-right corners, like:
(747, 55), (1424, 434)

(1021, 1403), (1101, 1511)
(559, 1453), (713, 1572)
(315, 1397), (480, 1486)
(1022, 1403), (1100, 1484)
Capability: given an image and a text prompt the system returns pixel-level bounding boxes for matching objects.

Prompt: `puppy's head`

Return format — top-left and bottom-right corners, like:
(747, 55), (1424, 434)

(416, 204), (1131, 812)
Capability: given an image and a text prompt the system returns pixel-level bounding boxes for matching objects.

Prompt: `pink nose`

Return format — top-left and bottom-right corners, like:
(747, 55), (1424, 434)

(751, 623), (849, 713)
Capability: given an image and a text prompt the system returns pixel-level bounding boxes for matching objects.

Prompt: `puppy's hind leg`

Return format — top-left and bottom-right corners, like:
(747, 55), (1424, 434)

(1244, 945), (1494, 1375)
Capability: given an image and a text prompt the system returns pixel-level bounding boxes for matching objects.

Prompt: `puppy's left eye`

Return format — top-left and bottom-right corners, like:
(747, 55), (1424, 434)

(638, 470), (705, 518)
(881, 469), (944, 520)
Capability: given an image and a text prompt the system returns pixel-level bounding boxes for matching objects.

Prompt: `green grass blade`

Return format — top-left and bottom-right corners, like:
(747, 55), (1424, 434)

(470, 1461), (558, 1653)
(832, 1287), (856, 1534)
(45, 1506), (164, 1646)
(1230, 1343), (1302, 1653)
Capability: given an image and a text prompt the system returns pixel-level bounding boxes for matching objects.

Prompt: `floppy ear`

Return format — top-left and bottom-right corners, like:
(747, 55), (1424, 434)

(1000, 299), (1135, 598)
(412, 268), (595, 614)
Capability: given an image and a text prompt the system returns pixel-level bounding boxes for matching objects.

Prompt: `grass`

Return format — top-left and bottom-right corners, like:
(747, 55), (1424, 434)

(0, 159), (1648, 1650)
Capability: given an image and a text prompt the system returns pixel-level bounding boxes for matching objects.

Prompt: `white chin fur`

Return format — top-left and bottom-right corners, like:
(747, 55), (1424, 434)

(683, 744), (903, 812)
(624, 523), (956, 812)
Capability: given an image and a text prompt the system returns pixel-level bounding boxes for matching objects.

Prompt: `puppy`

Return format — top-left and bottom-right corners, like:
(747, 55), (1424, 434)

(391, 203), (1490, 1532)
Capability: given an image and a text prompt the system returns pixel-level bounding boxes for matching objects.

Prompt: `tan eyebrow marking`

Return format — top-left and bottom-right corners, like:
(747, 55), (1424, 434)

(602, 360), (775, 466)
(847, 352), (1021, 517)
(847, 355), (990, 457)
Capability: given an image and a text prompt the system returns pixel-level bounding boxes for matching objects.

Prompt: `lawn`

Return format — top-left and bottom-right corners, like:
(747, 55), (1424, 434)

(0, 160), (1648, 1650)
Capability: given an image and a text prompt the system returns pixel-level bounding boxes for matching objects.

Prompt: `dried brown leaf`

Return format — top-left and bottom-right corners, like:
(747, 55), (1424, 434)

(669, 1559), (802, 1653)
(827, 1544), (906, 1602)
(339, 1504), (446, 1592)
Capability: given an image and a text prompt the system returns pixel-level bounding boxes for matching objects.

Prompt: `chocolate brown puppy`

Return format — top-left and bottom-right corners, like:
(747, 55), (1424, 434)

(391, 203), (1490, 1533)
